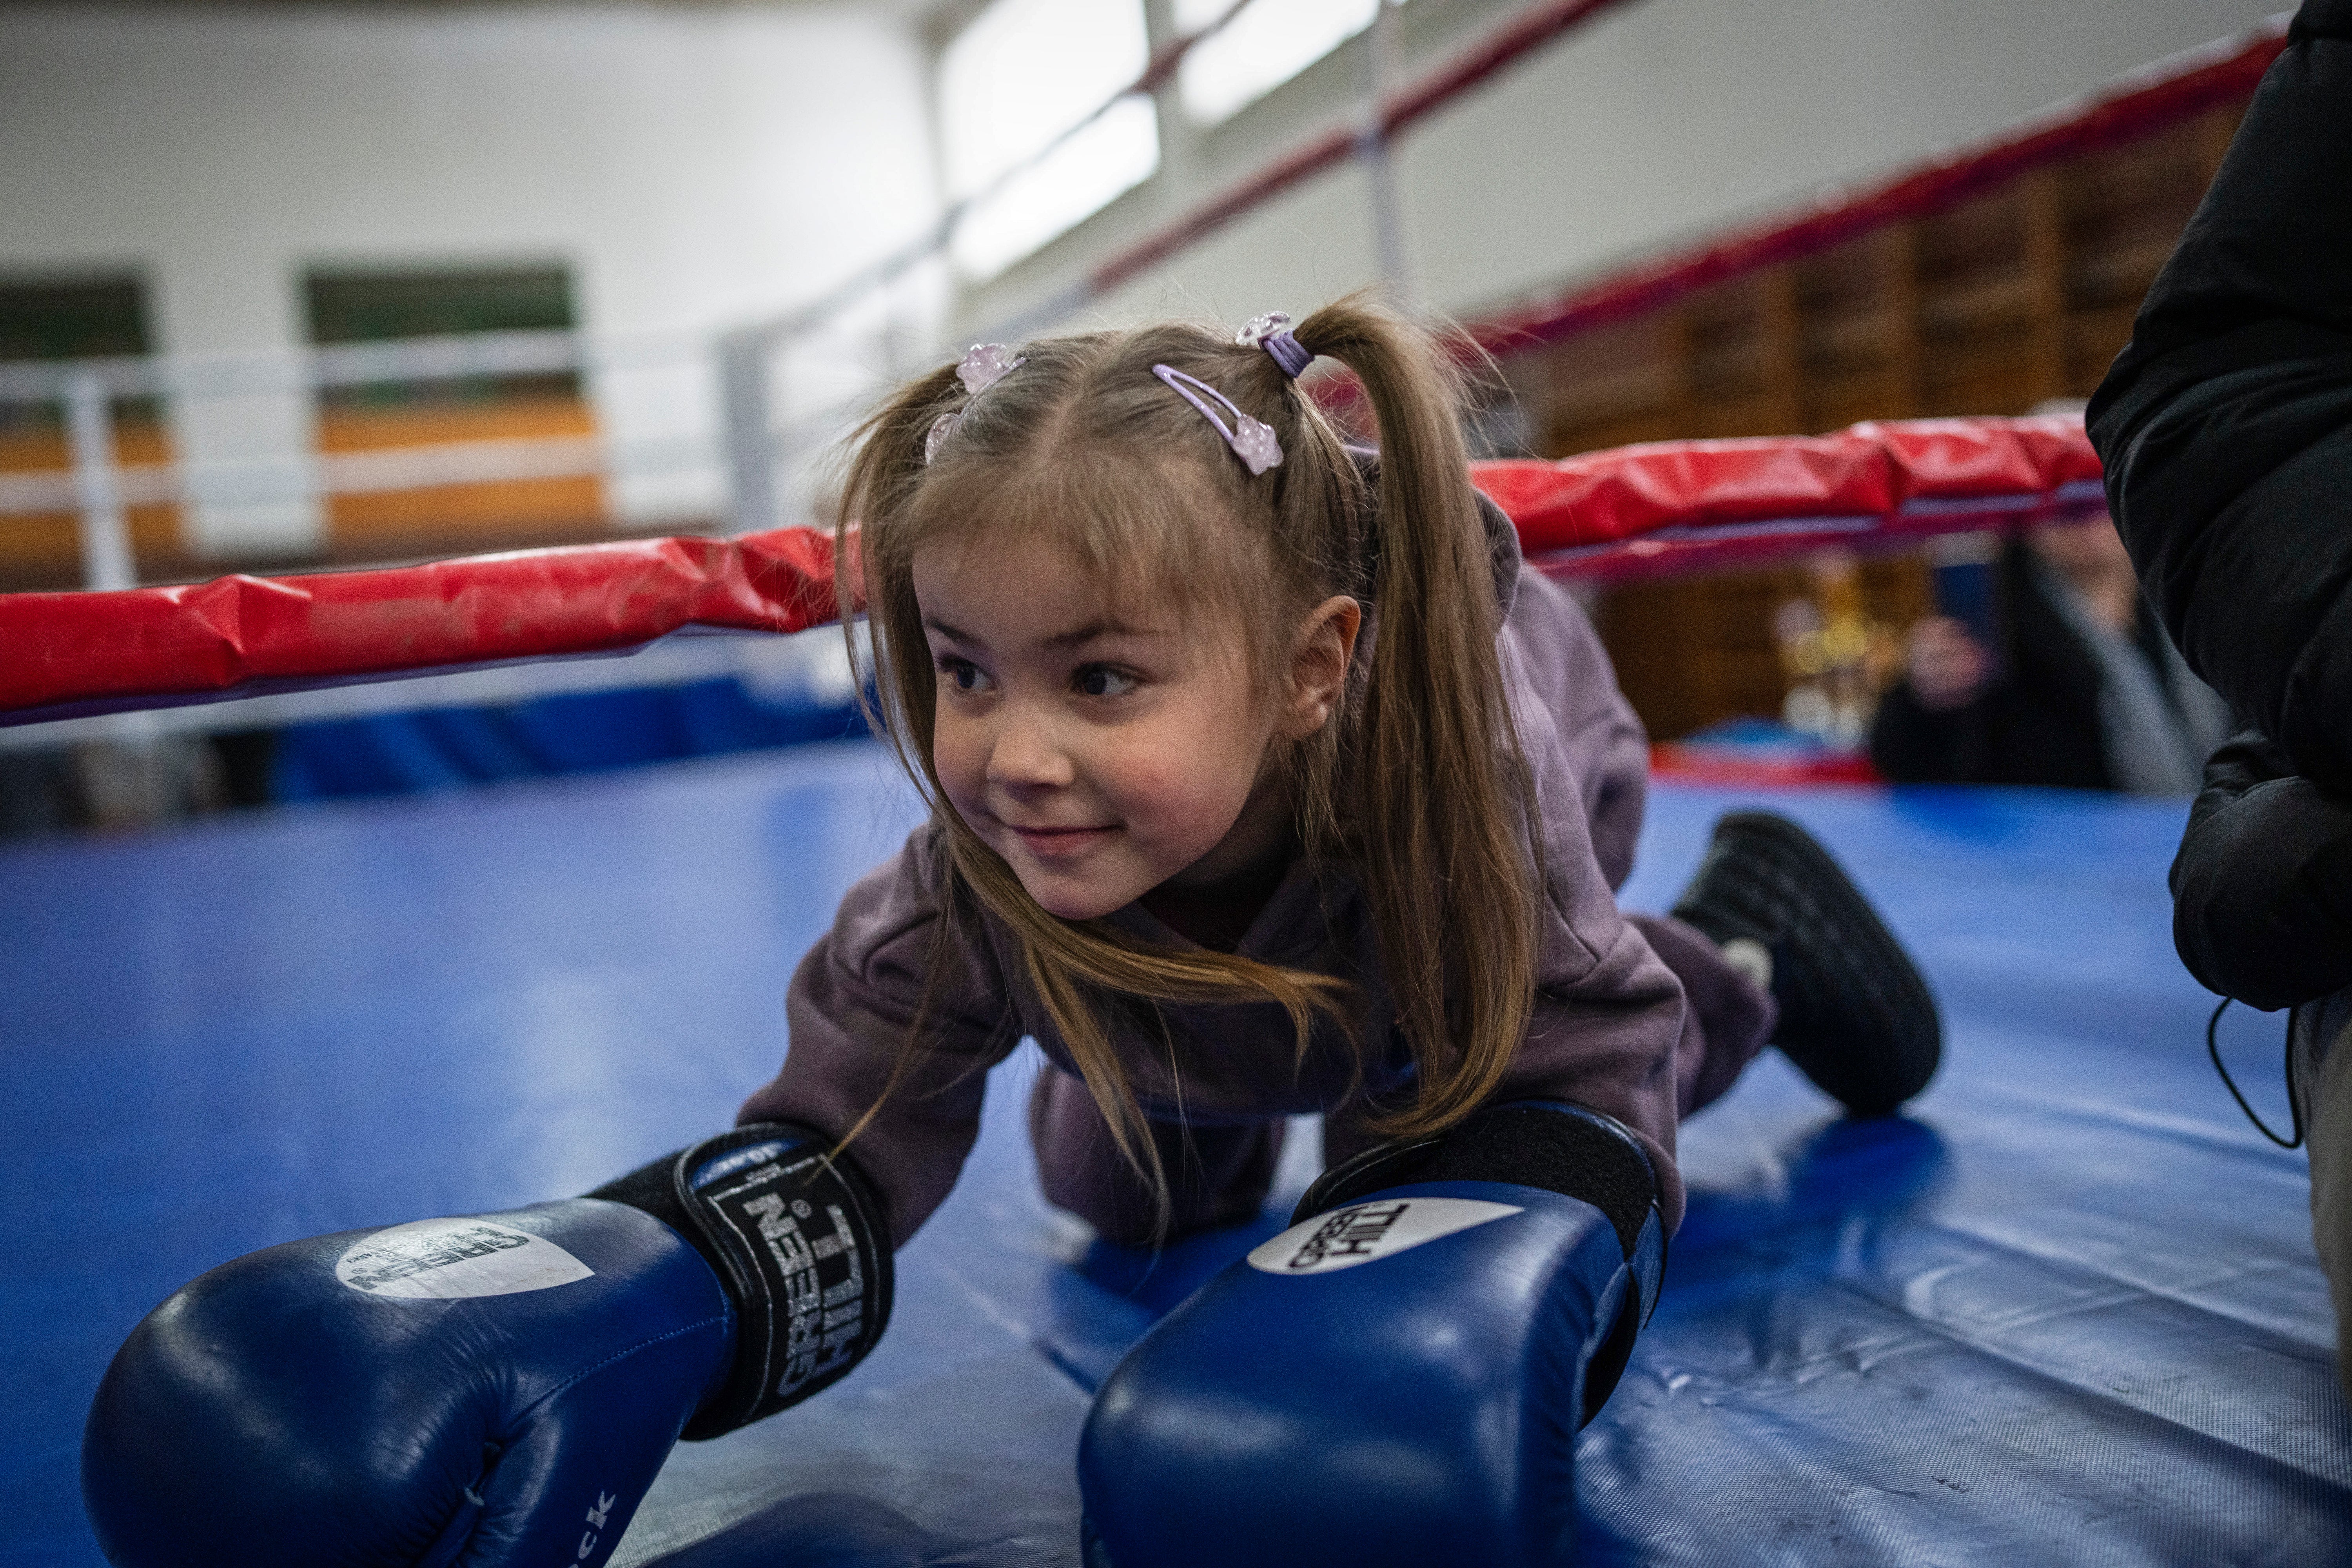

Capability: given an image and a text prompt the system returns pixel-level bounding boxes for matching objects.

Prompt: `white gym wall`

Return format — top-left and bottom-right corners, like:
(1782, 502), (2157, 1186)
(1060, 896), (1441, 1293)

(0, 2), (943, 550)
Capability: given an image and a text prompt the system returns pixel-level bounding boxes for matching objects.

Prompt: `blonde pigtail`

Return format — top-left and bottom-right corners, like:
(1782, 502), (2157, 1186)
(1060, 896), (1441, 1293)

(1293, 299), (1543, 1141)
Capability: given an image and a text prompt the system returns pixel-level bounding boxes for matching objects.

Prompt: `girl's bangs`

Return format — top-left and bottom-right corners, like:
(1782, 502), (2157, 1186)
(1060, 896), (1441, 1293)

(903, 445), (1247, 624)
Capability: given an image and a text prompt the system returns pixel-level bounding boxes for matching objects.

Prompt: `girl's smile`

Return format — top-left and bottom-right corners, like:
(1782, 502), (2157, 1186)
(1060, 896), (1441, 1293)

(1008, 823), (1118, 857)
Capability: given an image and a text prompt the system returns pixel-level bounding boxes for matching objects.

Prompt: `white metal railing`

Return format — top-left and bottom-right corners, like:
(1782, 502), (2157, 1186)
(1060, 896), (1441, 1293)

(62, 372), (135, 592)
(0, 325), (671, 403)
(0, 427), (720, 517)
(0, 318), (901, 594)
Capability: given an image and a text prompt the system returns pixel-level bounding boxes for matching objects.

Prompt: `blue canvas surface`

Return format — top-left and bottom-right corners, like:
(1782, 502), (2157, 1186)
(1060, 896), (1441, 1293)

(3, 743), (2345, 1566)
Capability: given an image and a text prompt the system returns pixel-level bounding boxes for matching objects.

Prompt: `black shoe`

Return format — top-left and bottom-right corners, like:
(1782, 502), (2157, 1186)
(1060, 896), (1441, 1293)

(1671, 810), (1941, 1115)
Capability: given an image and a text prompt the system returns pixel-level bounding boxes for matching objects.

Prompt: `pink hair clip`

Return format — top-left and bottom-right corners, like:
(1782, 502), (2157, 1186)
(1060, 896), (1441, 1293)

(924, 343), (1027, 464)
(1152, 364), (1282, 475)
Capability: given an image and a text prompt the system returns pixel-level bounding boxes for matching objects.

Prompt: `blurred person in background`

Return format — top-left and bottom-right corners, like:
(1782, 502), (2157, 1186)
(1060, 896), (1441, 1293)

(1867, 510), (2230, 793)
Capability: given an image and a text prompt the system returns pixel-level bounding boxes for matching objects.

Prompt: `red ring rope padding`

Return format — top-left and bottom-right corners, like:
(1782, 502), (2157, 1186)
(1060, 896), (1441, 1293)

(0, 414), (2095, 725)
(0, 529), (849, 725)
(1494, 412), (2103, 584)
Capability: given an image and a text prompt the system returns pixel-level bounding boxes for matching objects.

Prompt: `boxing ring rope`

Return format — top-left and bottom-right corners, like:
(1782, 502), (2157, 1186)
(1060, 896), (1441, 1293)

(0, 414), (2096, 728)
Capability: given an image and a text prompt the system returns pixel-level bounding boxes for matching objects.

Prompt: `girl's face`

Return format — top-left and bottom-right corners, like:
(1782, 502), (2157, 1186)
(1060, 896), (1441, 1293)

(913, 530), (1354, 922)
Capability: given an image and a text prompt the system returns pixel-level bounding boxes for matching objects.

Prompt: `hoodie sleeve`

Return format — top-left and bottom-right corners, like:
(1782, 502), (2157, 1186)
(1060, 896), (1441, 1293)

(737, 825), (1021, 1247)
(1491, 601), (1694, 1230)
(2087, 1), (2352, 791)
(1503, 566), (1650, 891)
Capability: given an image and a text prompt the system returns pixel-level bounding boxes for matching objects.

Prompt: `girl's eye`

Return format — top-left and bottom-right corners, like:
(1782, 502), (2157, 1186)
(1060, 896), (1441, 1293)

(1075, 665), (1139, 699)
(936, 657), (993, 694)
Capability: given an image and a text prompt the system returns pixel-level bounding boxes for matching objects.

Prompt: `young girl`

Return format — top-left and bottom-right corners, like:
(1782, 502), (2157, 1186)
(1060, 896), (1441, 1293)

(739, 294), (1942, 1250)
(80, 298), (1949, 1565)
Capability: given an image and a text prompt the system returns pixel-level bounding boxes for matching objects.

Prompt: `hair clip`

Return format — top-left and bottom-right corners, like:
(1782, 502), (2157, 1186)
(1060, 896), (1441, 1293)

(955, 342), (1024, 396)
(1153, 364), (1282, 476)
(924, 343), (1027, 463)
(1236, 311), (1313, 380)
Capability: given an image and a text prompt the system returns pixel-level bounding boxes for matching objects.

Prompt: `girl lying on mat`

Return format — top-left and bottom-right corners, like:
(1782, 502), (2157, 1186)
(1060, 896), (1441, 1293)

(83, 297), (1943, 1568)
(752, 295), (1940, 1249)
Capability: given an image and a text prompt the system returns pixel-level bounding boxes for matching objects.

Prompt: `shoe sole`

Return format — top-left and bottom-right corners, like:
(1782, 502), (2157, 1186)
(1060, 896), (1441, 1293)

(1696, 809), (1942, 1113)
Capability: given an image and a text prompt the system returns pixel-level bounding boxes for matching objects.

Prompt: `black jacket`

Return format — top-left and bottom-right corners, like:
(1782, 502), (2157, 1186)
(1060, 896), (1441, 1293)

(1869, 540), (2192, 791)
(2089, 1), (2352, 1005)
(2089, 0), (2352, 793)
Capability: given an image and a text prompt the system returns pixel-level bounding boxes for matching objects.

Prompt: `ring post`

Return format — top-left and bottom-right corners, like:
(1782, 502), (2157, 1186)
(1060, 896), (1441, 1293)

(66, 370), (136, 593)
(719, 327), (780, 535)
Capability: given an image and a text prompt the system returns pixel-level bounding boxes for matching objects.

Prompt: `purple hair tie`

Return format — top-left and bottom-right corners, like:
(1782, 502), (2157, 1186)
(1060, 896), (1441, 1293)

(1237, 311), (1313, 379)
(1153, 364), (1282, 476)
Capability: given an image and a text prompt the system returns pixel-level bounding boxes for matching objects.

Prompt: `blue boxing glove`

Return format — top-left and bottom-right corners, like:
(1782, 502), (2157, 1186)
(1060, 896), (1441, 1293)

(83, 1124), (891, 1568)
(1078, 1101), (1666, 1568)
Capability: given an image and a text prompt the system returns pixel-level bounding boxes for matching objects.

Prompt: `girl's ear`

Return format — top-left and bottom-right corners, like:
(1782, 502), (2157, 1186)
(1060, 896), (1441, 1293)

(1280, 595), (1362, 739)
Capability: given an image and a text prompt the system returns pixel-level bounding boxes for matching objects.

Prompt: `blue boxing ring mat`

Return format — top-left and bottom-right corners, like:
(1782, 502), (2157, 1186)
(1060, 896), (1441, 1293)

(4, 741), (2347, 1566)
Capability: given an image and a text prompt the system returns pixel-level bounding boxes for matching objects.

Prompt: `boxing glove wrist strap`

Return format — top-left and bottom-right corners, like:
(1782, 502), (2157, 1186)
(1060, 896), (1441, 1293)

(1298, 1100), (1659, 1249)
(590, 1123), (893, 1440)
(1293, 1099), (1665, 1423)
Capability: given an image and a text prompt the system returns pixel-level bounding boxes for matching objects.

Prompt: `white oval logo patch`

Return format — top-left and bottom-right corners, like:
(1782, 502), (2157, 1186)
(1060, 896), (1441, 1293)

(335, 1218), (594, 1299)
(1247, 1197), (1523, 1276)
